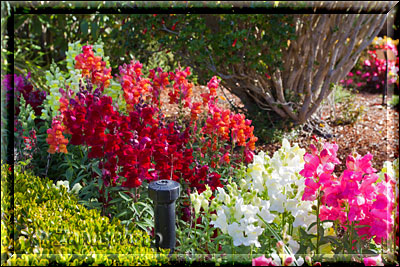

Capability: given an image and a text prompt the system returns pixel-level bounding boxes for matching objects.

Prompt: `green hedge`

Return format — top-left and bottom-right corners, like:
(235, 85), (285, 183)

(1, 164), (13, 265)
(1, 163), (169, 266)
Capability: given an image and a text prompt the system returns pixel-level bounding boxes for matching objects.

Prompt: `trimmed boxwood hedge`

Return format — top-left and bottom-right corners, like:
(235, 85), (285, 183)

(1, 163), (169, 266)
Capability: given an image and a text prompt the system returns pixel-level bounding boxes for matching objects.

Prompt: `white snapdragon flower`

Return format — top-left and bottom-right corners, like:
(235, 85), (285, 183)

(53, 180), (82, 195)
(199, 138), (315, 250)
(210, 208), (229, 234)
(54, 180), (70, 190)
(70, 183), (82, 195)
(227, 222), (246, 246)
(257, 200), (275, 224)
(242, 223), (264, 247)
(288, 238), (300, 254)
(201, 198), (209, 212)
(216, 187), (231, 204)
(271, 253), (282, 266)
(234, 197), (259, 222)
(285, 199), (299, 216)
(269, 192), (286, 213)
(190, 192), (203, 214)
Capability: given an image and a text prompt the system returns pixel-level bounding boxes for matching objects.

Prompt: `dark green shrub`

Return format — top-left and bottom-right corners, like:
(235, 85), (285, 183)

(1, 163), (169, 266)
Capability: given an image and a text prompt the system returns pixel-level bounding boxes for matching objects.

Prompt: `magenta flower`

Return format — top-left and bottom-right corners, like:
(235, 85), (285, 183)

(363, 255), (383, 266)
(299, 154), (320, 178)
(252, 255), (275, 266)
(346, 153), (376, 174)
(284, 256), (294, 266)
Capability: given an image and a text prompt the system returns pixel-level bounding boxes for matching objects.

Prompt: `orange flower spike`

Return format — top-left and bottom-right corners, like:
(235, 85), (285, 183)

(187, 82), (193, 97)
(237, 129), (246, 146)
(247, 135), (258, 151)
(221, 109), (231, 124)
(104, 79), (110, 88)
(217, 126), (230, 140)
(190, 102), (202, 121)
(59, 97), (69, 113)
(46, 118), (69, 154)
(161, 72), (170, 87)
(222, 152), (230, 164)
(59, 144), (68, 154)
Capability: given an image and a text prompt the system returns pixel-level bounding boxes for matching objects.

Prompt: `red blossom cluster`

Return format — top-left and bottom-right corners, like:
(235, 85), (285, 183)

(47, 44), (259, 197)
(75, 45), (112, 90)
(49, 79), (222, 193)
(168, 67), (193, 107)
(23, 129), (37, 151)
(148, 67), (170, 106)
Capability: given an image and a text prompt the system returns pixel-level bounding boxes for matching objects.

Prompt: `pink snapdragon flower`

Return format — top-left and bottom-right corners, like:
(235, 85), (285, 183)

(346, 153), (376, 174)
(302, 141), (396, 244)
(300, 142), (340, 201)
(252, 255), (278, 266)
(363, 255), (384, 266)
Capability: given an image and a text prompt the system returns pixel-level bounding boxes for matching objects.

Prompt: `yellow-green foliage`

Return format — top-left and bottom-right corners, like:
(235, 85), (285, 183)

(1, 163), (169, 266)
(1, 163), (13, 265)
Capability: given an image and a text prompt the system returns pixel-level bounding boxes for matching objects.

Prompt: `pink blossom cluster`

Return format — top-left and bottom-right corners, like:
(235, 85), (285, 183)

(340, 38), (399, 91)
(301, 142), (396, 244)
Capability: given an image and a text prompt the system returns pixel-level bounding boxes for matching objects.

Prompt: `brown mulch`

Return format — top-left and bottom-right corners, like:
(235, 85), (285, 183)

(159, 84), (399, 173)
(258, 92), (399, 173)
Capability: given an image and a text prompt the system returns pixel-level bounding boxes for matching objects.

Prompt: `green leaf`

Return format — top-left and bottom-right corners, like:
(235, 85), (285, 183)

(91, 21), (98, 40)
(320, 236), (340, 246)
(80, 20), (88, 36)
(108, 197), (123, 205)
(362, 249), (378, 254)
(354, 225), (371, 229)
(116, 210), (128, 218)
(118, 191), (132, 202)
(92, 165), (102, 176)
(66, 167), (74, 181)
(14, 16), (26, 30)
(129, 204), (138, 216)
(72, 170), (86, 185)
(307, 221), (318, 232)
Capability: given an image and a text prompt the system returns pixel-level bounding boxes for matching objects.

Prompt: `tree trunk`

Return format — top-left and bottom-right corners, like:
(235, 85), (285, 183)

(211, 1), (395, 124)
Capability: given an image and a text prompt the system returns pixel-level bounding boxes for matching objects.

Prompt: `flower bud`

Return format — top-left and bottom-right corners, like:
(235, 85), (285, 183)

(201, 198), (209, 212)
(304, 255), (312, 265)
(284, 256), (294, 266)
(276, 240), (284, 251)
(239, 178), (247, 189)
(192, 198), (201, 214)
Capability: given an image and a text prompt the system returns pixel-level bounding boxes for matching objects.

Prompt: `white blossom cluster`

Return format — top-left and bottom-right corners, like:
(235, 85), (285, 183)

(244, 138), (316, 229)
(41, 41), (84, 120)
(52, 180), (82, 195)
(190, 138), (316, 253)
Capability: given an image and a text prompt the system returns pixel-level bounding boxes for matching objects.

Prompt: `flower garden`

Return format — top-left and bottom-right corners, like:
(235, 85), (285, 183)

(1, 4), (400, 267)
